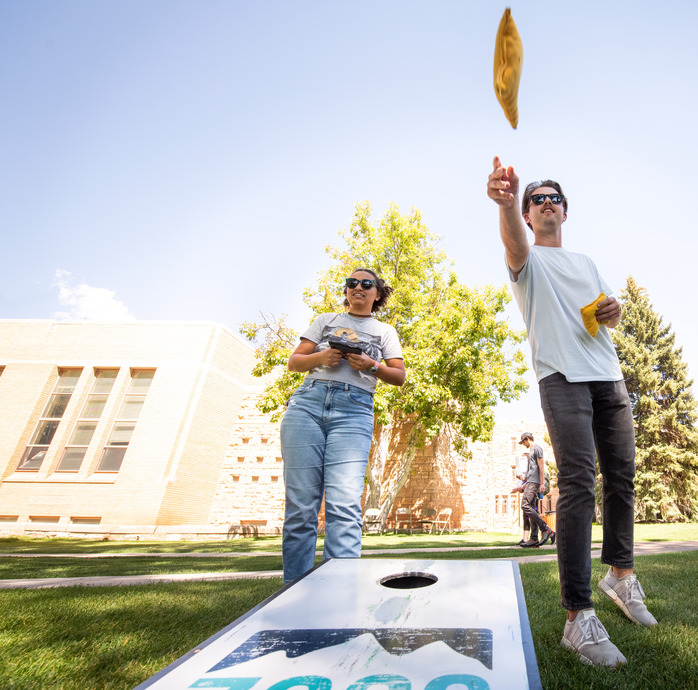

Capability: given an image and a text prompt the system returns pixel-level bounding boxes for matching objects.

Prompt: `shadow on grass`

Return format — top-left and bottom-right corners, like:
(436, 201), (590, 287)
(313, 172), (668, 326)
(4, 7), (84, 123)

(0, 554), (283, 579)
(0, 536), (285, 555)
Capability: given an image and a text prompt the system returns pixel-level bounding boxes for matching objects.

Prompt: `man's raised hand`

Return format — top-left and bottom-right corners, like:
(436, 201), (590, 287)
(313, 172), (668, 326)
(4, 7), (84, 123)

(487, 156), (520, 208)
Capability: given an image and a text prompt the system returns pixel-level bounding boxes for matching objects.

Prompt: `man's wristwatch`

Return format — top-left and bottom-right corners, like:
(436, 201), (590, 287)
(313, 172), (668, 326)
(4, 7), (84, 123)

(369, 361), (379, 374)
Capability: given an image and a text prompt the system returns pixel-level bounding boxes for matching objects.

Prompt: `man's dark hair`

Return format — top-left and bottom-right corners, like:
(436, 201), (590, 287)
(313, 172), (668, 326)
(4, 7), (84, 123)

(343, 268), (394, 313)
(521, 179), (568, 229)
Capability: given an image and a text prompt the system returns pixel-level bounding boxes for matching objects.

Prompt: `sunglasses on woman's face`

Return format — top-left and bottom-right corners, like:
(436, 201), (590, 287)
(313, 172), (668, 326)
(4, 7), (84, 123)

(345, 278), (377, 289)
(530, 193), (564, 206)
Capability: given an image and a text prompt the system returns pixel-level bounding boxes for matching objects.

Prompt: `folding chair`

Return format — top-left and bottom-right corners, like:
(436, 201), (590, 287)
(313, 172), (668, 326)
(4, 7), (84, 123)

(394, 507), (414, 534)
(362, 508), (383, 535)
(417, 507), (437, 534)
(434, 507), (452, 535)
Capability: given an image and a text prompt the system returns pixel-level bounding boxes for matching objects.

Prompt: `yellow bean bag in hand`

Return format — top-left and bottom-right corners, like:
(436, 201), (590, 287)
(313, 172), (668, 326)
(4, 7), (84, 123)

(580, 293), (606, 337)
(493, 8), (523, 129)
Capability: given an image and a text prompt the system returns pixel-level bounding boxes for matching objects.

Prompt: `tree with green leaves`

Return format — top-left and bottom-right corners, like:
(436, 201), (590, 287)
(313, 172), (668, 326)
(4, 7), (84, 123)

(611, 276), (698, 521)
(242, 201), (528, 526)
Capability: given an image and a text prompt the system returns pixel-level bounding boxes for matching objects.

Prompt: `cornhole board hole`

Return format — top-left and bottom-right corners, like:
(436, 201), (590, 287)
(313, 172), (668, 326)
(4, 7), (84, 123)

(137, 558), (542, 690)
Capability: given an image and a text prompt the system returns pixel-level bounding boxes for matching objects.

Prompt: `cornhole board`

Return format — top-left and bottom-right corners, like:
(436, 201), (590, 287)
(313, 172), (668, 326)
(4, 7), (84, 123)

(136, 558), (542, 690)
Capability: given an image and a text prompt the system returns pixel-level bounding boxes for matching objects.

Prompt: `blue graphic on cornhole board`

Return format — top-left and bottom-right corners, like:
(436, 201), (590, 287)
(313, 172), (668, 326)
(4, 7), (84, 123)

(136, 558), (542, 690)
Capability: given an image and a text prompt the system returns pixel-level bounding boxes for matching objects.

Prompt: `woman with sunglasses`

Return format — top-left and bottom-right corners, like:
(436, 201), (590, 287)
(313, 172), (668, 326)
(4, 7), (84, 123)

(280, 268), (405, 583)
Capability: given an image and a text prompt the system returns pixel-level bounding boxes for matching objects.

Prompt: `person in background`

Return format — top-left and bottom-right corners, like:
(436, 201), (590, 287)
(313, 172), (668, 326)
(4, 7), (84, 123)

(518, 432), (554, 548)
(280, 268), (405, 584)
(510, 468), (529, 546)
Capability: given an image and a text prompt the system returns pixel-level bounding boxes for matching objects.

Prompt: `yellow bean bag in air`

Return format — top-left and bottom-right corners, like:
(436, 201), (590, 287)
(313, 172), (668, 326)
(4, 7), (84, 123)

(493, 8), (523, 129)
(580, 293), (606, 337)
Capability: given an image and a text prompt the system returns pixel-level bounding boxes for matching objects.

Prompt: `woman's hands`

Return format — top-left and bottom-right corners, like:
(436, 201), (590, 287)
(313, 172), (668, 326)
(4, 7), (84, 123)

(345, 351), (376, 372)
(288, 338), (405, 386)
(288, 339), (342, 373)
(289, 340), (377, 374)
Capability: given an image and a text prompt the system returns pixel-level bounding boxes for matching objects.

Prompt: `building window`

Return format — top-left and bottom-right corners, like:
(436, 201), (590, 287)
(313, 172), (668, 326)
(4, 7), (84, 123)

(501, 497), (508, 516)
(17, 368), (82, 471)
(29, 516), (60, 523)
(96, 369), (154, 472)
(494, 496), (500, 515)
(256, 456), (264, 463)
(57, 369), (118, 472)
(71, 517), (101, 524)
(237, 456), (245, 462)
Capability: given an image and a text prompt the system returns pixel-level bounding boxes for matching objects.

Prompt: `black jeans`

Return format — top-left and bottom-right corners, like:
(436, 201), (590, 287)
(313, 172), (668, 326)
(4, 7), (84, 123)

(539, 373), (636, 611)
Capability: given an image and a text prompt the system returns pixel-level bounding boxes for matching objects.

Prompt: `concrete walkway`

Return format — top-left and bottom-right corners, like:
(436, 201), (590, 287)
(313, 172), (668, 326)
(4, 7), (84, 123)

(1, 541), (696, 590)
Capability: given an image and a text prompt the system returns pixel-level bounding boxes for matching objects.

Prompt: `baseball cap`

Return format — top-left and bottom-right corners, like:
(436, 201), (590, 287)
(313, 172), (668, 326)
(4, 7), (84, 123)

(519, 432), (533, 444)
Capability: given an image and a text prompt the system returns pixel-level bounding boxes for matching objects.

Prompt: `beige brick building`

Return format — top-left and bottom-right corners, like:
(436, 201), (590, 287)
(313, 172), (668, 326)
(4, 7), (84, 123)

(0, 320), (554, 539)
(0, 320), (259, 538)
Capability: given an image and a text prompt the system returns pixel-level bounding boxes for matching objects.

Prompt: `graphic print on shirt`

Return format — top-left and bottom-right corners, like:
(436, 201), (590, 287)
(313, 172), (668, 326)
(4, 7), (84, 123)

(321, 325), (382, 363)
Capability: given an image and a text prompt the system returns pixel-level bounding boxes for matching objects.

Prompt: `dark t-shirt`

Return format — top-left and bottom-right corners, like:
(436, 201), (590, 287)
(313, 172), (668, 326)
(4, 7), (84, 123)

(526, 443), (543, 484)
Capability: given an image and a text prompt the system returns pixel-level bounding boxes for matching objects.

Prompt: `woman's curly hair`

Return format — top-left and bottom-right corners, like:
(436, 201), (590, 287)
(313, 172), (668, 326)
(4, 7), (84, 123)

(343, 268), (394, 313)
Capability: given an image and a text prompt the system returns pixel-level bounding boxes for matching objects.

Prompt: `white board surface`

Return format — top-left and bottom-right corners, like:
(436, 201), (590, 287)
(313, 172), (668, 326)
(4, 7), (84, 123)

(137, 558), (541, 690)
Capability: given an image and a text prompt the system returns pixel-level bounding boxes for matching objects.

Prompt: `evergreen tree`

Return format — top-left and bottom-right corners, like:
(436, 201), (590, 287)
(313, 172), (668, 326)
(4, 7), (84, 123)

(611, 276), (698, 521)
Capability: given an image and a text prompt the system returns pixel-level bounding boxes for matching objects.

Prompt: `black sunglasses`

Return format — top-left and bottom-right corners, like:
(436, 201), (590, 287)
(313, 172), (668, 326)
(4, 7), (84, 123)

(530, 193), (564, 206)
(345, 278), (377, 289)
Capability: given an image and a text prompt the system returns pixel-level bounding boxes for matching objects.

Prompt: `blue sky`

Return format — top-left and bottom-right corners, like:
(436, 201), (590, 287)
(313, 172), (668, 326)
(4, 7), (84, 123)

(2, 1), (697, 422)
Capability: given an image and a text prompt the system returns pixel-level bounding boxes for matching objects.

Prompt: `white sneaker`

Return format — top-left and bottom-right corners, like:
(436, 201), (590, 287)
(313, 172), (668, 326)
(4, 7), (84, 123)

(598, 568), (658, 626)
(561, 608), (627, 667)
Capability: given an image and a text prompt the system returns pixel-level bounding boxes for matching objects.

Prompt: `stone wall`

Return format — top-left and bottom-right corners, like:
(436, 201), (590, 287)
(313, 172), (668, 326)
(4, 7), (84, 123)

(208, 394), (286, 534)
(209, 391), (556, 536)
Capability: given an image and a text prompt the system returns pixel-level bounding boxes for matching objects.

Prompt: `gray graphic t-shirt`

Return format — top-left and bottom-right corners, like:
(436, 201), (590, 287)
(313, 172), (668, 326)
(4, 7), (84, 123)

(301, 313), (403, 393)
(526, 443), (544, 485)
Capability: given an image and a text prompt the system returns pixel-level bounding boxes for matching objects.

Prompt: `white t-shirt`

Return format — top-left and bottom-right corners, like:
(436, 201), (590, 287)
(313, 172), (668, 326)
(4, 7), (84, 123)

(301, 312), (403, 393)
(508, 245), (622, 383)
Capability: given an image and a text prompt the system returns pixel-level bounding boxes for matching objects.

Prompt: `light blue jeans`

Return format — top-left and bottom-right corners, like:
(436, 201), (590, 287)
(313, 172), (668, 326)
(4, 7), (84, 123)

(280, 379), (374, 583)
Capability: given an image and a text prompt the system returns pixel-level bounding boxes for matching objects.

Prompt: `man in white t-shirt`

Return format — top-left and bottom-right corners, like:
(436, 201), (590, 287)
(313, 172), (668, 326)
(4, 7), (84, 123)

(487, 156), (656, 668)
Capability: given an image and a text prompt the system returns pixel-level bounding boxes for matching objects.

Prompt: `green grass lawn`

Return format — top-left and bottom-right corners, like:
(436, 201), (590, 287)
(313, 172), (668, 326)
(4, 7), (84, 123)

(0, 578), (283, 690)
(1, 521), (695, 556)
(523, 552), (698, 689)
(1, 552), (696, 689)
(0, 526), (696, 689)
(1, 523), (696, 580)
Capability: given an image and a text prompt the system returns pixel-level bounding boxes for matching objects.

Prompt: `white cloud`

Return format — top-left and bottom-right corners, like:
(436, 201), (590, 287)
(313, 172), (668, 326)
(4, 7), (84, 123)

(53, 270), (136, 322)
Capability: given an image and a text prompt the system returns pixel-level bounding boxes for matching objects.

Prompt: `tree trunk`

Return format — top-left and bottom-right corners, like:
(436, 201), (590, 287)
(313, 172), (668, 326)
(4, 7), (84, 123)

(377, 424), (421, 527)
(365, 424), (392, 515)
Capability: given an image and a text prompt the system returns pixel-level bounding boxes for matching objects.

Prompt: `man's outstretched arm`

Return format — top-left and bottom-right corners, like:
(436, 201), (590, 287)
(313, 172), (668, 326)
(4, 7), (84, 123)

(487, 155), (529, 278)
